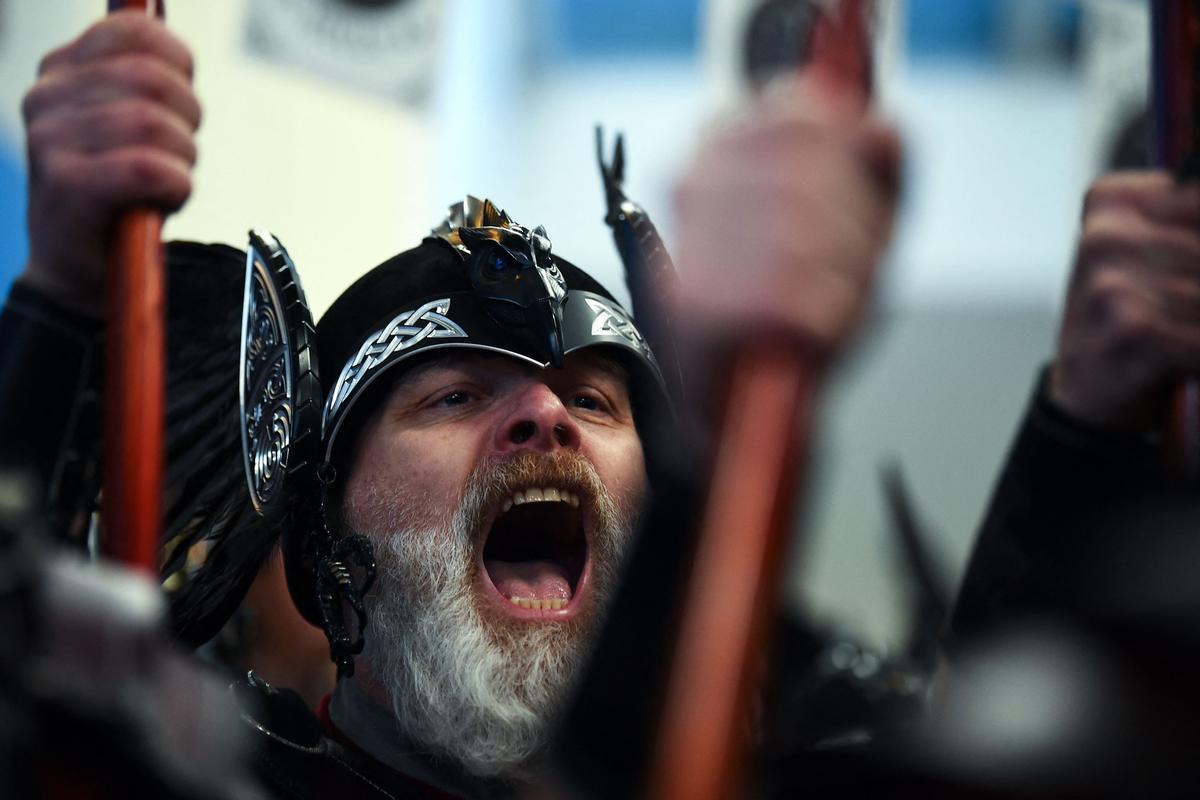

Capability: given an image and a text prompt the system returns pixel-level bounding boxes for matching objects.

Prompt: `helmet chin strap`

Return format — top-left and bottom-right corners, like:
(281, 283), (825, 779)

(311, 462), (377, 679)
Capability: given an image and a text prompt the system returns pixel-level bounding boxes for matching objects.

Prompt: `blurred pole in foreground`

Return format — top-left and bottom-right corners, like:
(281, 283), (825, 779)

(101, 0), (167, 573)
(645, 3), (873, 799)
(1152, 0), (1200, 479)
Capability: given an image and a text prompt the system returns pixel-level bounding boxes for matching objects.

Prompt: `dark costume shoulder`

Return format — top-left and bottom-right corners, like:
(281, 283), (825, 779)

(232, 674), (455, 800)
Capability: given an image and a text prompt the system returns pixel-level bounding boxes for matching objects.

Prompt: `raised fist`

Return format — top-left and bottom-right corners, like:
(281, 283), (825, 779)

(18, 10), (200, 317)
(1051, 172), (1200, 431)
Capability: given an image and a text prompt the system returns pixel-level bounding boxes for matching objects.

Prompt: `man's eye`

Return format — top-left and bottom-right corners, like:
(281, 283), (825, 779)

(439, 390), (471, 407)
(571, 394), (602, 412)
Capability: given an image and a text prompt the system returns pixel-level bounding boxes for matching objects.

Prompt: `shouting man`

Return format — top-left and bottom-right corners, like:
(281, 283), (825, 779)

(2, 8), (901, 798)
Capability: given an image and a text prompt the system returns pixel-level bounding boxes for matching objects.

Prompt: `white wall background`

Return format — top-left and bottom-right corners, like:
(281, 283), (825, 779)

(0, 0), (437, 317)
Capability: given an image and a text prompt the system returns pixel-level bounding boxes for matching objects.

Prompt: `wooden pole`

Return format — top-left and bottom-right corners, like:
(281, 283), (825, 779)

(645, 3), (872, 798)
(1152, 0), (1200, 478)
(101, 0), (166, 573)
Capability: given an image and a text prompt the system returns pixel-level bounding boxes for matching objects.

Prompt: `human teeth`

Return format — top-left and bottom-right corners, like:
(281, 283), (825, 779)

(508, 596), (569, 610)
(501, 487), (582, 510)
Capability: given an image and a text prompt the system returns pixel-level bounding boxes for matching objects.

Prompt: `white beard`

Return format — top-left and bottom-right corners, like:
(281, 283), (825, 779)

(351, 451), (637, 780)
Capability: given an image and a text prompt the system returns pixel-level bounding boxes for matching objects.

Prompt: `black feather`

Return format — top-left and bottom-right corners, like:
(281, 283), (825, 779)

(160, 241), (292, 648)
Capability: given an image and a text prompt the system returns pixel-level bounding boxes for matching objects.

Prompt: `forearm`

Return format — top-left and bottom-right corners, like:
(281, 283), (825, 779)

(949, 369), (1170, 643)
(0, 282), (103, 542)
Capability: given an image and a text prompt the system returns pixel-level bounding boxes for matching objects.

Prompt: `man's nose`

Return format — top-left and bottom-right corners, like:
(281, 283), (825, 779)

(493, 383), (582, 454)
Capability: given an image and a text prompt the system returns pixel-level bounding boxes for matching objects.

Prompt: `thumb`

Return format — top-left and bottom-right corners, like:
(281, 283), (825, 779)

(853, 119), (904, 197)
(806, 0), (872, 122)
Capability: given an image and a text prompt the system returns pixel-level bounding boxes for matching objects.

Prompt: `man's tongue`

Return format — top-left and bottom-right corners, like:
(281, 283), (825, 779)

(486, 559), (572, 601)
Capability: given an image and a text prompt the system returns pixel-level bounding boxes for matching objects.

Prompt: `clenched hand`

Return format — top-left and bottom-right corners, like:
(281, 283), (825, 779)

(1052, 172), (1200, 431)
(19, 10), (200, 317)
(670, 76), (902, 370)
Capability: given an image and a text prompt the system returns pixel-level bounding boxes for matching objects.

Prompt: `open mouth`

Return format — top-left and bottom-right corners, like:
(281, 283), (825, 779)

(479, 486), (590, 618)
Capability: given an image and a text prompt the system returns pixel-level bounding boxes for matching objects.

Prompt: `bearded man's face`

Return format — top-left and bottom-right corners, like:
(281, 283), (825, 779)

(342, 351), (647, 778)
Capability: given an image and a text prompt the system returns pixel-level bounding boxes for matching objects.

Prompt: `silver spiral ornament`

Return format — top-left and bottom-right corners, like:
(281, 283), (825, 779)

(240, 242), (296, 515)
(253, 400), (292, 496)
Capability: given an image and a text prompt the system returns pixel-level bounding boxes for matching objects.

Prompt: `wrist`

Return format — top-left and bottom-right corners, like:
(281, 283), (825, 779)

(16, 262), (106, 320)
(1042, 364), (1159, 446)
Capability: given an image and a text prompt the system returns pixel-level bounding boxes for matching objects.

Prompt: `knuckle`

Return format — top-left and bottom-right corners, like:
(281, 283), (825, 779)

(25, 117), (57, 159)
(1081, 185), (1097, 217)
(179, 47), (195, 80)
(1085, 278), (1152, 349)
(20, 85), (45, 124)
(108, 101), (172, 148)
(120, 153), (191, 207)
(164, 172), (192, 208)
(181, 134), (198, 165)
(1087, 173), (1128, 203)
(1111, 314), (1158, 357)
(76, 16), (124, 55)
(82, 13), (161, 61)
(110, 14), (157, 53)
(1082, 274), (1128, 324)
(37, 42), (73, 77)
(1078, 213), (1135, 261)
(106, 54), (164, 98)
(125, 102), (161, 139)
(39, 153), (82, 197)
(111, 150), (160, 193)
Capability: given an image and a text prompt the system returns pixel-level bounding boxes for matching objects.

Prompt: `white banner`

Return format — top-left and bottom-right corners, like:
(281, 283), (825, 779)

(243, 0), (443, 107)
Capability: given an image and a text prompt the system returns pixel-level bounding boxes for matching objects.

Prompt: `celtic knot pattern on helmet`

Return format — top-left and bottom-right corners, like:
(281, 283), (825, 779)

(585, 297), (651, 357)
(325, 298), (467, 425)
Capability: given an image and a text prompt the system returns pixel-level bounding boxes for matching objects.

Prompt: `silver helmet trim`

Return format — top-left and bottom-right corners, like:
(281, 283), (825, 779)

(322, 298), (466, 434)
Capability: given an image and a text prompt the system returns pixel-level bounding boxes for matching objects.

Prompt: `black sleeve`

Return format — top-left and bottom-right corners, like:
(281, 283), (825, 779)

(948, 369), (1176, 644)
(0, 241), (248, 548)
(0, 283), (103, 542)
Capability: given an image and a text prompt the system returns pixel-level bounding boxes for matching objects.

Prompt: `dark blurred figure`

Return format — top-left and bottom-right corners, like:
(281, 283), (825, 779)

(207, 552), (336, 710)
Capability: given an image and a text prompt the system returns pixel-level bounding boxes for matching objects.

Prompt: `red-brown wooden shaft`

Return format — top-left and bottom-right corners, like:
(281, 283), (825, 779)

(647, 347), (815, 800)
(101, 0), (165, 574)
(646, 3), (871, 798)
(1153, 0), (1200, 477)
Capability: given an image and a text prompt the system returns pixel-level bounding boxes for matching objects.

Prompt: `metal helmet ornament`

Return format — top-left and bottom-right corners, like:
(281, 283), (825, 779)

(436, 197), (569, 368)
